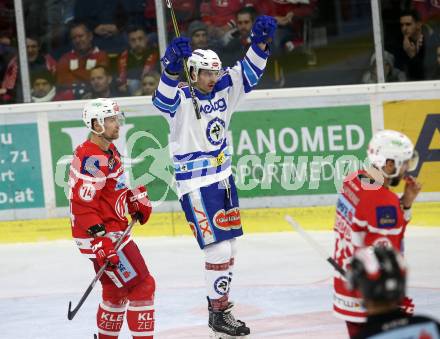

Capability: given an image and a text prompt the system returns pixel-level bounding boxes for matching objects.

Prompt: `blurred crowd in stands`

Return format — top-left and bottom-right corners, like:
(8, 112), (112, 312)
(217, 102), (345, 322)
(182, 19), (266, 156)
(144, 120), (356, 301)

(1, 0), (440, 105)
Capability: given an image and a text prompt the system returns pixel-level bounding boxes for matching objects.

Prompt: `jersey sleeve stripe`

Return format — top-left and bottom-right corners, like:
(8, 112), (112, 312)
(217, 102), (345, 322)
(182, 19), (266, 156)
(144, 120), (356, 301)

(352, 216), (368, 227)
(242, 58), (259, 87)
(153, 94), (180, 116)
(70, 166), (106, 182)
(156, 74), (178, 98)
(155, 89), (179, 105)
(160, 72), (179, 87)
(247, 43), (268, 70)
(367, 225), (403, 236)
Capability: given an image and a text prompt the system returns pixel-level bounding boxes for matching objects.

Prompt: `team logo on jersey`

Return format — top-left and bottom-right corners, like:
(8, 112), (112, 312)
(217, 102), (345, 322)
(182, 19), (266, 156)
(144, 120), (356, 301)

(79, 183), (96, 201)
(213, 208), (241, 230)
(115, 191), (128, 220)
(108, 156), (116, 171)
(376, 206), (397, 228)
(206, 117), (225, 145)
(214, 276), (230, 296)
(200, 98), (227, 114)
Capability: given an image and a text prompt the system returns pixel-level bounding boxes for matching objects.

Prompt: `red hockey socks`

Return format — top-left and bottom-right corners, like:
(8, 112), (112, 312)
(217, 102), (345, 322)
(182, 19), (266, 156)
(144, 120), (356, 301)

(97, 303), (126, 338)
(126, 303), (155, 338)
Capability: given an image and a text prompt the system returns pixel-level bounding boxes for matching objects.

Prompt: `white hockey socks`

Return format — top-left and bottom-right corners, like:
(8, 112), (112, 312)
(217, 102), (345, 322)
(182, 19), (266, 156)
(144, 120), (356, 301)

(204, 240), (234, 310)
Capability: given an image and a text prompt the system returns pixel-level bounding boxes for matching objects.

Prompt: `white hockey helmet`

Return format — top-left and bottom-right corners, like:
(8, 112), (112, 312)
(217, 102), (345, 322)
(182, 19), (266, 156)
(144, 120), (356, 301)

(82, 98), (124, 135)
(367, 130), (418, 178)
(187, 49), (222, 82)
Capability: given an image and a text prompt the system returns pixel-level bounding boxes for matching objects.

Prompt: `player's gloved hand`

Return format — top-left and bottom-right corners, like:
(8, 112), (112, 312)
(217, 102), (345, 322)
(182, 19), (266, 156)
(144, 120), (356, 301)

(127, 186), (152, 225)
(399, 296), (415, 315)
(250, 15), (277, 44)
(91, 237), (119, 266)
(161, 37), (192, 74)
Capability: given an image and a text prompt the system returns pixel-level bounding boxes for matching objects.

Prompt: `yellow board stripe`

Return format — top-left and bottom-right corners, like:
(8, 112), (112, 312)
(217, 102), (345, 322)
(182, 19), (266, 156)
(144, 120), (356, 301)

(0, 202), (439, 244)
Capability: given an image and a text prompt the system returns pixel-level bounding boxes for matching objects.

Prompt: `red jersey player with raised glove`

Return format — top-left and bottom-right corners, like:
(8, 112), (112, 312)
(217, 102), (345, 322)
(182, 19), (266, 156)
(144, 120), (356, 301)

(332, 130), (421, 338)
(69, 98), (154, 339)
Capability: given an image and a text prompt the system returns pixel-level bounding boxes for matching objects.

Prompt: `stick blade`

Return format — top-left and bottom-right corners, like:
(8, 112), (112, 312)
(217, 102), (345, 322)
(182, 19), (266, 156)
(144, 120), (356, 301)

(67, 301), (74, 320)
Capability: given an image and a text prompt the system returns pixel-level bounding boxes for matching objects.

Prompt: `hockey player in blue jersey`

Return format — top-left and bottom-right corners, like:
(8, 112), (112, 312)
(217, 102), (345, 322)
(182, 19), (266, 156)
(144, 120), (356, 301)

(153, 15), (277, 337)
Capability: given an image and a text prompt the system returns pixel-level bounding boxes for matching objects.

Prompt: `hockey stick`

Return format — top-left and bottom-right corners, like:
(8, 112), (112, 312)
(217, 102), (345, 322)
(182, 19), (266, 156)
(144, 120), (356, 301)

(284, 215), (346, 277)
(164, 0), (201, 120)
(67, 218), (137, 320)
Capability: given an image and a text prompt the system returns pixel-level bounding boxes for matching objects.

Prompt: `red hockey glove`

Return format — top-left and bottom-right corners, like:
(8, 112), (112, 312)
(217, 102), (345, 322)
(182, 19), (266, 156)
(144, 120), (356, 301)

(127, 186), (152, 225)
(400, 296), (415, 315)
(91, 237), (119, 266)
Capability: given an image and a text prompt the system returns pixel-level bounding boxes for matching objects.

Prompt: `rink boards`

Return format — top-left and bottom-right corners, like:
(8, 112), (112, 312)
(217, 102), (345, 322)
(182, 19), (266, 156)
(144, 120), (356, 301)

(1, 202), (439, 244)
(0, 81), (439, 224)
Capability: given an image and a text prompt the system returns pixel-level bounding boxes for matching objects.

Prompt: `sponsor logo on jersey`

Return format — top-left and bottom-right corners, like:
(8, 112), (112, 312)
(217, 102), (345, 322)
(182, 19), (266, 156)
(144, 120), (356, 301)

(336, 195), (355, 222)
(213, 208), (241, 230)
(376, 206), (397, 228)
(200, 98), (227, 114)
(214, 276), (230, 296)
(206, 117), (225, 146)
(81, 156), (100, 175)
(188, 222), (197, 238)
(192, 205), (214, 244)
(333, 294), (363, 310)
(79, 183), (96, 201)
(116, 251), (137, 283)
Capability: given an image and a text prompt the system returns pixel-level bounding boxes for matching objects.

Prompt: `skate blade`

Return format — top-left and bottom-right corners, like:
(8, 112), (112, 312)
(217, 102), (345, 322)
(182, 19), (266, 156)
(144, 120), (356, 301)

(209, 329), (249, 339)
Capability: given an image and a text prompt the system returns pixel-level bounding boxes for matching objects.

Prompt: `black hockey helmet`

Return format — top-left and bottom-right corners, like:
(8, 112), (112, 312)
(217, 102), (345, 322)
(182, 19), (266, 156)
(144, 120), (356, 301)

(347, 246), (406, 302)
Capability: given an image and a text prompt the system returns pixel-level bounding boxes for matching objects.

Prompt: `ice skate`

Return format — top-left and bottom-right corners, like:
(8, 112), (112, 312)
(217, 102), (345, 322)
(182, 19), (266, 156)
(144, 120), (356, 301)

(209, 303), (250, 338)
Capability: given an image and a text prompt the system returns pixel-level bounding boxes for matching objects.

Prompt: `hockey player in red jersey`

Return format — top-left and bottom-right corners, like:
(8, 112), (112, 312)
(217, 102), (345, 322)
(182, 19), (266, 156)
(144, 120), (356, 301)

(69, 98), (155, 338)
(332, 129), (422, 338)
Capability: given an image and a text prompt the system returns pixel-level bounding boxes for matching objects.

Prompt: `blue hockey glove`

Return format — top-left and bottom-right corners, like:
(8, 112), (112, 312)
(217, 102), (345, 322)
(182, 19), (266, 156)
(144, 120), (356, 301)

(250, 15), (277, 44)
(161, 36), (192, 74)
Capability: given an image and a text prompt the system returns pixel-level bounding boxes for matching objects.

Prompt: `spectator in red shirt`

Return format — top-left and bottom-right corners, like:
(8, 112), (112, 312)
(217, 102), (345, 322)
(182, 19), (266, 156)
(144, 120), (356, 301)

(201, 0), (244, 34)
(117, 26), (159, 95)
(248, 0), (317, 53)
(56, 22), (109, 94)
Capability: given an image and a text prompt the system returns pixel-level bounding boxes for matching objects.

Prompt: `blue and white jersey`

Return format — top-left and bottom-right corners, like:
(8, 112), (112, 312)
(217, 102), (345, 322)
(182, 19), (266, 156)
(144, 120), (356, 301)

(153, 43), (269, 197)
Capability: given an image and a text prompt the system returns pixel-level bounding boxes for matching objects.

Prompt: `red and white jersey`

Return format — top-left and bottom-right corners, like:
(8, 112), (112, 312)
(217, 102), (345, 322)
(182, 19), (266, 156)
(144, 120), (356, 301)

(249, 0), (316, 19)
(333, 170), (410, 323)
(201, 0), (244, 27)
(69, 140), (130, 258)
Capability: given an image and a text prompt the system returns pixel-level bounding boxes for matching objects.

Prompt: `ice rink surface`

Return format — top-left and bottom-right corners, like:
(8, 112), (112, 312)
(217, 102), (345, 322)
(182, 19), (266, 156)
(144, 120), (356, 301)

(1, 227), (439, 338)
